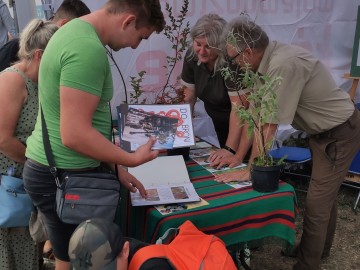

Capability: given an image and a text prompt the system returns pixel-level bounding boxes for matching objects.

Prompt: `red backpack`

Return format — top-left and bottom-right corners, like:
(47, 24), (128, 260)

(128, 220), (237, 270)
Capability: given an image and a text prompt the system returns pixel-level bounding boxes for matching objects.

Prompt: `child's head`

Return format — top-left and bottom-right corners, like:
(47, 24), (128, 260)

(69, 218), (129, 270)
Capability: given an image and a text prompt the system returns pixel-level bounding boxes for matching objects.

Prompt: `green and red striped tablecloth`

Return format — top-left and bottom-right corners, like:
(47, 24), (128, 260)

(118, 160), (297, 250)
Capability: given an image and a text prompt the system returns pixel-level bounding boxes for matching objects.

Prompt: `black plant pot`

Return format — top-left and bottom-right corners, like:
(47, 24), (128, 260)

(250, 164), (282, 192)
(167, 147), (190, 161)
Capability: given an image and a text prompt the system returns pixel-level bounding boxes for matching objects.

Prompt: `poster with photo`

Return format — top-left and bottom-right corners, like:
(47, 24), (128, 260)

(118, 104), (195, 152)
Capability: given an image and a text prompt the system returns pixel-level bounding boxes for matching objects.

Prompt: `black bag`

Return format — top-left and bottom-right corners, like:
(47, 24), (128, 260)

(56, 171), (120, 224)
(41, 107), (121, 225)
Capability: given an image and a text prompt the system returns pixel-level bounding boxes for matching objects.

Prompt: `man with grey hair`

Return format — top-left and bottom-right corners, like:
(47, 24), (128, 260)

(213, 15), (360, 270)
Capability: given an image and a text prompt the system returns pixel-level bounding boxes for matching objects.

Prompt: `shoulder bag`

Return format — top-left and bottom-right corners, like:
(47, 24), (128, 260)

(0, 174), (34, 228)
(40, 107), (121, 225)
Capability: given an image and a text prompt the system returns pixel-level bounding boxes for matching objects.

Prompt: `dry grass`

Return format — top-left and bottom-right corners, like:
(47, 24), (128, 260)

(249, 180), (360, 270)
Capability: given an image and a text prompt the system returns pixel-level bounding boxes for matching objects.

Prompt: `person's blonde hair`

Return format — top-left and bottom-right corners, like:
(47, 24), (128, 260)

(18, 19), (58, 61)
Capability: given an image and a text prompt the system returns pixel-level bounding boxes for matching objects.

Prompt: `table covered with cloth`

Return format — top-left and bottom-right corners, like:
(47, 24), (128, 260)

(117, 160), (297, 250)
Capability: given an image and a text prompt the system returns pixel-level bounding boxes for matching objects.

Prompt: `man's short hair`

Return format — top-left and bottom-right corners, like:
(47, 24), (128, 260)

(105, 0), (165, 33)
(225, 15), (269, 52)
(68, 219), (125, 270)
(53, 0), (91, 21)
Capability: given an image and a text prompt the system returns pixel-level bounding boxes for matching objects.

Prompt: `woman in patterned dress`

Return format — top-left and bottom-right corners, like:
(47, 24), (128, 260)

(0, 19), (58, 270)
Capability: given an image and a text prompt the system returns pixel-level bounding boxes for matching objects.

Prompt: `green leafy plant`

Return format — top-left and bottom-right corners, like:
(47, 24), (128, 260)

(222, 64), (284, 166)
(220, 21), (288, 166)
(130, 0), (190, 104)
(129, 70), (146, 104)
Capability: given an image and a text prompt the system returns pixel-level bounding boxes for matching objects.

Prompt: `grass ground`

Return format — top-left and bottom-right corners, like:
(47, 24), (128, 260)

(249, 178), (360, 270)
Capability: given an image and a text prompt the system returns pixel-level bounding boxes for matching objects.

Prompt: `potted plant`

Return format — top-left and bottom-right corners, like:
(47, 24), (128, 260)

(129, 0), (191, 159)
(221, 61), (285, 192)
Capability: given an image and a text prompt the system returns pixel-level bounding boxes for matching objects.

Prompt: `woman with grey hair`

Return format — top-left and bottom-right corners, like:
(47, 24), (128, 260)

(0, 19), (58, 270)
(181, 13), (232, 148)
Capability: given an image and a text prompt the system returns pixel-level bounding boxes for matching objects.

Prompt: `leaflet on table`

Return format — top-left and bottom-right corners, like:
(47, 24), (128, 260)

(154, 198), (209, 215)
(189, 148), (216, 159)
(128, 155), (201, 206)
(207, 163), (247, 174)
(190, 141), (213, 149)
(226, 180), (252, 189)
(191, 152), (247, 173)
(211, 166), (251, 188)
(117, 104), (195, 151)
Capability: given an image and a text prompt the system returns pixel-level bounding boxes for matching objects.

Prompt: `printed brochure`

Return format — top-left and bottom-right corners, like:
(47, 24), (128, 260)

(117, 104), (195, 151)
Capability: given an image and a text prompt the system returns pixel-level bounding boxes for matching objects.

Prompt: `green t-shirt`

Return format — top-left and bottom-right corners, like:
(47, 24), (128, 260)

(26, 19), (113, 168)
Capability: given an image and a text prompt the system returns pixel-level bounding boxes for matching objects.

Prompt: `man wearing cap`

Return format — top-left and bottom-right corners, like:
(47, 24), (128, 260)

(68, 218), (173, 270)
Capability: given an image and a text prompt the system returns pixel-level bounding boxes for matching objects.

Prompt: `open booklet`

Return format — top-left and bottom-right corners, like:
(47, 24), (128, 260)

(127, 155), (201, 206)
(117, 104), (195, 152)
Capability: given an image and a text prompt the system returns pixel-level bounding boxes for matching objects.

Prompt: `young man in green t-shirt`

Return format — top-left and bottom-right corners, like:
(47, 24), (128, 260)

(23, 1), (165, 269)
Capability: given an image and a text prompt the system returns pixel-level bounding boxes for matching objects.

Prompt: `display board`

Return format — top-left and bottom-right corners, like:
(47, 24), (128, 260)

(351, 6), (360, 77)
